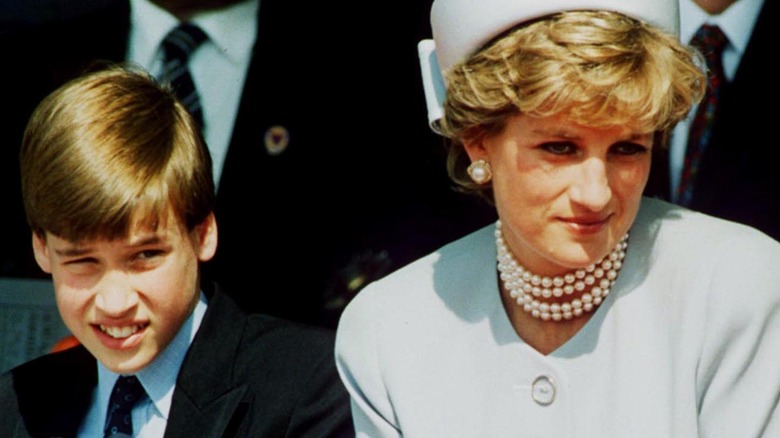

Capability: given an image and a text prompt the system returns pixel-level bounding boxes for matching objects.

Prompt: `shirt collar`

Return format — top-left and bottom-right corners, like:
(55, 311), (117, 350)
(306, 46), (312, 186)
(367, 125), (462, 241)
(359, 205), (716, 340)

(192, 0), (259, 65)
(129, 0), (258, 67)
(129, 0), (180, 68)
(97, 291), (208, 422)
(680, 0), (764, 56)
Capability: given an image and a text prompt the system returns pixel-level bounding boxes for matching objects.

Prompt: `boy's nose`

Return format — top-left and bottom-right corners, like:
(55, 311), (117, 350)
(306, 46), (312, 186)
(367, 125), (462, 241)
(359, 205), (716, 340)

(94, 274), (139, 316)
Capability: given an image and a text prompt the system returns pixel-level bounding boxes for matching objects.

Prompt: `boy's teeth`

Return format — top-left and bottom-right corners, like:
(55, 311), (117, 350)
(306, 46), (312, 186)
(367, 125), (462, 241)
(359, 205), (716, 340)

(100, 324), (142, 339)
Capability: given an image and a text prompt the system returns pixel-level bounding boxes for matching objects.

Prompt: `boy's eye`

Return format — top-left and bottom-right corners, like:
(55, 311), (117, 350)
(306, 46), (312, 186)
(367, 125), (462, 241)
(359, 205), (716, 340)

(65, 257), (97, 266)
(137, 250), (164, 260)
(62, 257), (99, 275)
(611, 141), (649, 156)
(129, 249), (166, 271)
(540, 142), (576, 155)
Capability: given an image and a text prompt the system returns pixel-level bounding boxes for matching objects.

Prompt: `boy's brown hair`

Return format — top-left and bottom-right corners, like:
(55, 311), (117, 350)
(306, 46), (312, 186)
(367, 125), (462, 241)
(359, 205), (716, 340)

(20, 65), (215, 240)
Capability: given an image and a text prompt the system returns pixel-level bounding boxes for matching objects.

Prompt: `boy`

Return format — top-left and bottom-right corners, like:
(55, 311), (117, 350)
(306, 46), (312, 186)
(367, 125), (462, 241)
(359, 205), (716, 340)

(0, 66), (353, 437)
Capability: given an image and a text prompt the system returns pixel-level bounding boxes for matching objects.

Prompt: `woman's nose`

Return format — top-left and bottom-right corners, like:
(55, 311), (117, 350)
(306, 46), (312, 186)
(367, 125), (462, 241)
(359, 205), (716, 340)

(568, 158), (612, 211)
(94, 272), (139, 316)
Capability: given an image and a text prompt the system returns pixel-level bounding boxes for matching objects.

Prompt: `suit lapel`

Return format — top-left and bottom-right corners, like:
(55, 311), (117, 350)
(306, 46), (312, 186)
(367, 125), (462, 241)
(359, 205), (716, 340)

(214, 1), (266, 203)
(164, 385), (250, 438)
(205, 0), (340, 318)
(165, 285), (253, 438)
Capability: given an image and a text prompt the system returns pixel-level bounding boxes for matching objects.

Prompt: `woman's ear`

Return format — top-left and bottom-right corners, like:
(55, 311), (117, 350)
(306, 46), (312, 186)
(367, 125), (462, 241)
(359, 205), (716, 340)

(462, 133), (490, 164)
(32, 232), (52, 274)
(461, 129), (496, 185)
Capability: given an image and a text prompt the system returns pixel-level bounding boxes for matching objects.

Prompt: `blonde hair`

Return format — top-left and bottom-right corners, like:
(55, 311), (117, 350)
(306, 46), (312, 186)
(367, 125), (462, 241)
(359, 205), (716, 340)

(440, 11), (705, 197)
(20, 65), (215, 240)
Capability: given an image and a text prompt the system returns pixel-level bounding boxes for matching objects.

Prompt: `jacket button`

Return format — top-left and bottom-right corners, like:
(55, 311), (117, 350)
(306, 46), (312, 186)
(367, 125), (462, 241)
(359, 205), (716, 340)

(532, 375), (556, 405)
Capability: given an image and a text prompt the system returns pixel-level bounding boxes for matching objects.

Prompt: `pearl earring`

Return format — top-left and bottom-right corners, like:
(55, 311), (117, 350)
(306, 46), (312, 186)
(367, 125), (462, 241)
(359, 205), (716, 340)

(467, 160), (492, 184)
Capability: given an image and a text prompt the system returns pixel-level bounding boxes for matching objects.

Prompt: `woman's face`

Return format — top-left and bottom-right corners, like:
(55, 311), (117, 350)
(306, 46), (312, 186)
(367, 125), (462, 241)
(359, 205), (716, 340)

(465, 113), (652, 276)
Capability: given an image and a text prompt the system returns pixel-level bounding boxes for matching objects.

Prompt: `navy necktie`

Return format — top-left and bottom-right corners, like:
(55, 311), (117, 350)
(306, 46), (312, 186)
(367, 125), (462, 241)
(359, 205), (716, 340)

(161, 23), (208, 130)
(104, 375), (147, 438)
(677, 24), (729, 206)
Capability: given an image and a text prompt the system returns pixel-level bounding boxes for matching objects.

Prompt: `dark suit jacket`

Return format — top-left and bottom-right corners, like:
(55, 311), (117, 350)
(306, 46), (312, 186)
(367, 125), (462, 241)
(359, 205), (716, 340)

(0, 0), (496, 327)
(0, 284), (354, 437)
(645, 1), (780, 241)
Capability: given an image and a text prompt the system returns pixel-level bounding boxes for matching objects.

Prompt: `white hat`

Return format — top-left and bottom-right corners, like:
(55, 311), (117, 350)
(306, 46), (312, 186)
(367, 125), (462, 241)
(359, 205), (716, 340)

(419, 0), (679, 133)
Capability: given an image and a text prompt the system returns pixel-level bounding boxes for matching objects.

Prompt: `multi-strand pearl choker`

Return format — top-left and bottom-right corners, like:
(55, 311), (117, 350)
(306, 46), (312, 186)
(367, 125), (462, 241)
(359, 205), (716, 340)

(495, 220), (628, 322)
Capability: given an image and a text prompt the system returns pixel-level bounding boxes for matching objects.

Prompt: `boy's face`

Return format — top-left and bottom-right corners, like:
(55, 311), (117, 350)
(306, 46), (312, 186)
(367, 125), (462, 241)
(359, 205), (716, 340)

(32, 208), (217, 374)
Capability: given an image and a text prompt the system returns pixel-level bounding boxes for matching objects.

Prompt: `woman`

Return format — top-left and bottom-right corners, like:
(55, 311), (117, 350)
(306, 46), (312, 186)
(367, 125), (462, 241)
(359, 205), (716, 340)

(336, 0), (780, 436)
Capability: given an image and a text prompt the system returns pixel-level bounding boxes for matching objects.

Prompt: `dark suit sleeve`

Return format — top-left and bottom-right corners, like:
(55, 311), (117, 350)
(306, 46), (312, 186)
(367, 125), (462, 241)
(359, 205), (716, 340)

(0, 346), (95, 437)
(0, 371), (25, 436)
(285, 343), (354, 438)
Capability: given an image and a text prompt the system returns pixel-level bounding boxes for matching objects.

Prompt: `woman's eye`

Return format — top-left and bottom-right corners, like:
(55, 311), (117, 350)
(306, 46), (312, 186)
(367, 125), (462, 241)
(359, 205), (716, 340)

(540, 142), (576, 155)
(612, 142), (649, 156)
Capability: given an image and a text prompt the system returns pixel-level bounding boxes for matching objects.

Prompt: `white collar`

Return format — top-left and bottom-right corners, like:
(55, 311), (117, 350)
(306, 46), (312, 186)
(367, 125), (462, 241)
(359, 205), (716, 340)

(129, 0), (259, 67)
(679, 0), (764, 55)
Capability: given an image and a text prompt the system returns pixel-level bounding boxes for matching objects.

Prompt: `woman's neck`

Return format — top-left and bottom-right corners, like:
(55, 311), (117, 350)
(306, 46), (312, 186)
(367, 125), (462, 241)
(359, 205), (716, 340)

(499, 279), (593, 355)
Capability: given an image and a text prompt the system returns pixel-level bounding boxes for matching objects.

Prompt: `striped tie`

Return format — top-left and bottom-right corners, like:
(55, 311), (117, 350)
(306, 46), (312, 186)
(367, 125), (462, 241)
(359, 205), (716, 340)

(161, 23), (208, 130)
(677, 24), (728, 206)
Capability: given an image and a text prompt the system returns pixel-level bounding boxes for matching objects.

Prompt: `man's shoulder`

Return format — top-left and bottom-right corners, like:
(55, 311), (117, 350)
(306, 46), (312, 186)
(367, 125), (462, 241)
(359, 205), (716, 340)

(4, 345), (95, 386)
(172, 286), (352, 437)
(226, 306), (338, 386)
(193, 285), (337, 380)
(243, 313), (336, 356)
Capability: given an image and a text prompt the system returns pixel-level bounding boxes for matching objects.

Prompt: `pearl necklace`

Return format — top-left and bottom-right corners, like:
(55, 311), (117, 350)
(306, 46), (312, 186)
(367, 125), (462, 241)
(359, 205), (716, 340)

(495, 220), (628, 322)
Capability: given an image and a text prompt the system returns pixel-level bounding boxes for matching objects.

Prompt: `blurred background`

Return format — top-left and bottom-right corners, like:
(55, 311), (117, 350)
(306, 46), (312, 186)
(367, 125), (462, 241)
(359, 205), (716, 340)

(0, 0), (496, 371)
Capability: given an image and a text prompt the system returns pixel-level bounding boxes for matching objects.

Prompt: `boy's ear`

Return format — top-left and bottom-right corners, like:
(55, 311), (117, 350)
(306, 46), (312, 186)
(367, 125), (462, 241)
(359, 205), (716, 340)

(194, 212), (218, 262)
(32, 232), (52, 274)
